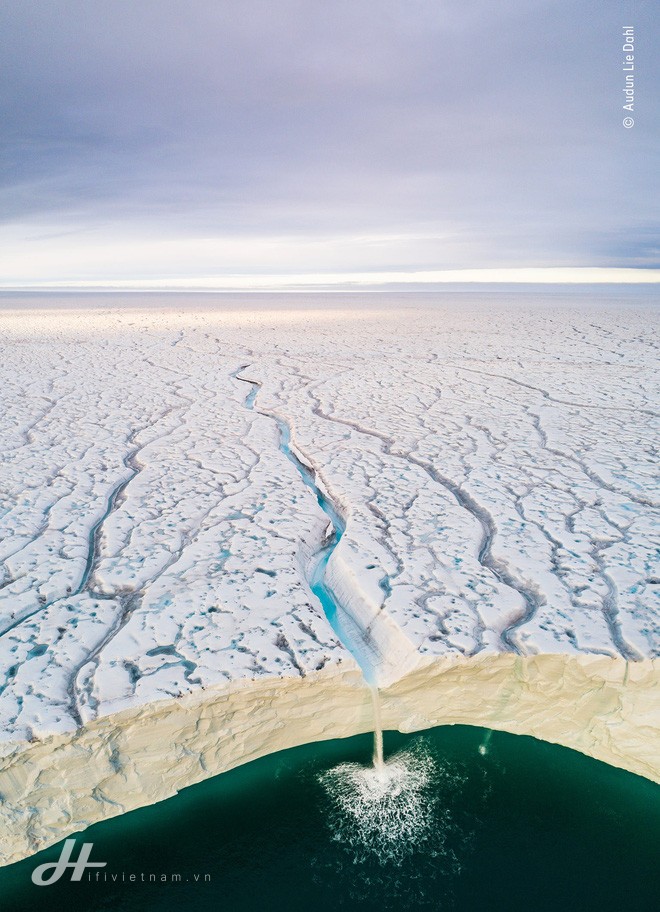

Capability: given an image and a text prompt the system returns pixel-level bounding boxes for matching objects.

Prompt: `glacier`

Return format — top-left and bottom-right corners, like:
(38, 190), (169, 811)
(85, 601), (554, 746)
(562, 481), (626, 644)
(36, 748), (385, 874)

(0, 290), (657, 865)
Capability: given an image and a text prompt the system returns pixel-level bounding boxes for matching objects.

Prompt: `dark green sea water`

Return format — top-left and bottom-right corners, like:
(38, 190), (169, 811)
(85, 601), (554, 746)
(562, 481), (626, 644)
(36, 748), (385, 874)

(2, 725), (659, 911)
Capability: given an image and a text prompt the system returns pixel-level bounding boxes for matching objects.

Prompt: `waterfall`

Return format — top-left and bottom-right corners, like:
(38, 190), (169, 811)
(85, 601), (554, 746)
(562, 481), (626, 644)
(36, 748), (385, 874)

(478, 729), (493, 756)
(371, 685), (384, 771)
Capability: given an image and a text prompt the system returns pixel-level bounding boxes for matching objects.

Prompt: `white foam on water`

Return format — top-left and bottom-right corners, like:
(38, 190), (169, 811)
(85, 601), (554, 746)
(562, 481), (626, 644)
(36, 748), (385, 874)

(478, 729), (493, 756)
(319, 743), (445, 865)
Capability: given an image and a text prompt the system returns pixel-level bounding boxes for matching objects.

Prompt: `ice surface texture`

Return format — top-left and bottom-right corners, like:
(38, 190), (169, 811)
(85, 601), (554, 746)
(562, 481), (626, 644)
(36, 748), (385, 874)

(0, 294), (657, 744)
(0, 292), (658, 864)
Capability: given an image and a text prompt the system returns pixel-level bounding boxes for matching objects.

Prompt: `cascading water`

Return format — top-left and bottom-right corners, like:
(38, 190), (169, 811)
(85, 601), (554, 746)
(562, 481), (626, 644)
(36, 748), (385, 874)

(370, 685), (384, 771)
(234, 368), (438, 860)
(478, 728), (493, 756)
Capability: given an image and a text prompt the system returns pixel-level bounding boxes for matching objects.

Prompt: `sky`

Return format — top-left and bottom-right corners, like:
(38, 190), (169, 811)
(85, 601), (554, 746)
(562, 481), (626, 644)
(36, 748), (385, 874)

(0, 0), (659, 288)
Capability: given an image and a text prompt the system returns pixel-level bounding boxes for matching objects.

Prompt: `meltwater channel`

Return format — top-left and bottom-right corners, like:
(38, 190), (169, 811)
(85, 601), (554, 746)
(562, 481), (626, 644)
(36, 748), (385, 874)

(235, 368), (386, 770)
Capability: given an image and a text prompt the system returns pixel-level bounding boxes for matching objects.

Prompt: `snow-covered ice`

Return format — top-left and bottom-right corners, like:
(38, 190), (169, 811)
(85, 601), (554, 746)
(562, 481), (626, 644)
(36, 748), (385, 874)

(0, 290), (658, 862)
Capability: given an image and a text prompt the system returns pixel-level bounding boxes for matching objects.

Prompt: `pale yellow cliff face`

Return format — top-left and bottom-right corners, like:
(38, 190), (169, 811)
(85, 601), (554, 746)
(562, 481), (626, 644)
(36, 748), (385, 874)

(1, 654), (657, 868)
(382, 655), (660, 783)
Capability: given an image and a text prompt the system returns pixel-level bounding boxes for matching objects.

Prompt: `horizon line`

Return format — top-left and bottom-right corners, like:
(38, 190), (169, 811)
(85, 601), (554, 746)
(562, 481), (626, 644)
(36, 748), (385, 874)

(2, 266), (660, 292)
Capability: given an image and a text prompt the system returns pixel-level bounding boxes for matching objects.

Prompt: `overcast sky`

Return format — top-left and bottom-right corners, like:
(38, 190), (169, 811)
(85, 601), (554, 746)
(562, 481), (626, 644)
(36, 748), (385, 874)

(0, 0), (658, 287)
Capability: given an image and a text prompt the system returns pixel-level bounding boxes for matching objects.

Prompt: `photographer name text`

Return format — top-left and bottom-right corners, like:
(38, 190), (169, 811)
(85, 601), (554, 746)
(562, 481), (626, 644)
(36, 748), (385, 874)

(622, 26), (635, 127)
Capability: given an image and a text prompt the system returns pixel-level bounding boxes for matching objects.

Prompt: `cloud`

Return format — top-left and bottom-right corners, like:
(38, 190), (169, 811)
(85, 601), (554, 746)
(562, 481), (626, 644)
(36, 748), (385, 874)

(0, 0), (658, 283)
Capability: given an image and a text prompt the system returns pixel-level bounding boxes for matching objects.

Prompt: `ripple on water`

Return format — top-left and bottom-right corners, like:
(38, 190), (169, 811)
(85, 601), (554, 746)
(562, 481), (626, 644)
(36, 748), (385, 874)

(318, 741), (470, 870)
